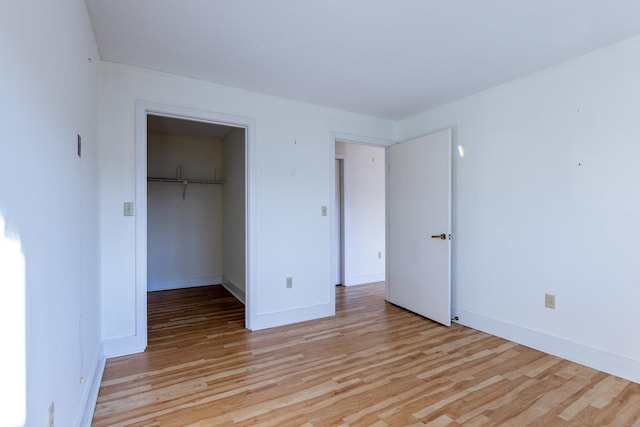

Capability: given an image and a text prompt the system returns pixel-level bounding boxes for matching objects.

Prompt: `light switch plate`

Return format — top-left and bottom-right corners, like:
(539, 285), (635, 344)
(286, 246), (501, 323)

(124, 202), (134, 216)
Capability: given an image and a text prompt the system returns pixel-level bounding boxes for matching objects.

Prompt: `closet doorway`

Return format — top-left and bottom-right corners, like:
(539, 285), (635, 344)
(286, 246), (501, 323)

(135, 102), (256, 351)
(146, 115), (246, 308)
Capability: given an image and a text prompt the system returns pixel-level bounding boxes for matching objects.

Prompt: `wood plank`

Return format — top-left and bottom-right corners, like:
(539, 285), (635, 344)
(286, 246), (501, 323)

(92, 283), (640, 426)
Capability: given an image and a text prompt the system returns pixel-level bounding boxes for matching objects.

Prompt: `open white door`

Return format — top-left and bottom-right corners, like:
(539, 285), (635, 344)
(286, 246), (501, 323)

(387, 129), (452, 326)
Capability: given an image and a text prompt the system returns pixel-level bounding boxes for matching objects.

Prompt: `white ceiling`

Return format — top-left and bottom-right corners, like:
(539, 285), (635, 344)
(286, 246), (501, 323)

(86, 0), (640, 120)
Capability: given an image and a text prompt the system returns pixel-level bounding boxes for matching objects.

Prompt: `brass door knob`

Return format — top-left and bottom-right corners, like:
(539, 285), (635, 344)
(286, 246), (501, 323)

(431, 233), (446, 240)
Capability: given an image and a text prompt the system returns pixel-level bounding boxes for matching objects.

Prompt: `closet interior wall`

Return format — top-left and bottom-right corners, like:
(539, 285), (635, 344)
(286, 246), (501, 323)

(221, 128), (247, 302)
(147, 132), (224, 291)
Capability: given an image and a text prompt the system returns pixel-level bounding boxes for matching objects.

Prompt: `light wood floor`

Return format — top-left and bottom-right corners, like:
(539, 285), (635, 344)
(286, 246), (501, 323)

(93, 283), (640, 426)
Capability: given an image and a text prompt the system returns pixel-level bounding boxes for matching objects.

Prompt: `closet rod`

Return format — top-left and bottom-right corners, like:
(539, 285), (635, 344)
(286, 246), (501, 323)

(147, 177), (225, 185)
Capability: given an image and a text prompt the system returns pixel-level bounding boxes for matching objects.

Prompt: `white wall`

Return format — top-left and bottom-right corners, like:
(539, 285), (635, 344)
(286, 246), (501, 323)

(99, 61), (395, 349)
(398, 35), (640, 383)
(147, 133), (223, 291)
(0, 0), (103, 425)
(342, 143), (386, 285)
(221, 128), (247, 301)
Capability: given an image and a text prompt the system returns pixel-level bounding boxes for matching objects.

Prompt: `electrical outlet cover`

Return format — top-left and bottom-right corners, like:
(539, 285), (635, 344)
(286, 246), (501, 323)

(545, 293), (556, 309)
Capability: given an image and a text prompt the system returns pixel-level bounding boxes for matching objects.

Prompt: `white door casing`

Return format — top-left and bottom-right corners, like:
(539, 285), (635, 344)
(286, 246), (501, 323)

(334, 158), (344, 285)
(131, 101), (256, 356)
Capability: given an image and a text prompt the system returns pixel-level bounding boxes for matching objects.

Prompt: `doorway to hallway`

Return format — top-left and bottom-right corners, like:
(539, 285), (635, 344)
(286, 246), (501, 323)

(333, 140), (386, 288)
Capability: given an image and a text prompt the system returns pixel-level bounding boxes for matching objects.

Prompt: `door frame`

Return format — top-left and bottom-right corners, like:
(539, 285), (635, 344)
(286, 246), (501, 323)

(334, 156), (345, 285)
(135, 101), (257, 351)
(329, 132), (393, 294)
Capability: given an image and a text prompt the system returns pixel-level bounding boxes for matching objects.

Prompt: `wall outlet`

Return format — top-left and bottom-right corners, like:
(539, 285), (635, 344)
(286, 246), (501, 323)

(48, 401), (54, 427)
(286, 277), (293, 288)
(321, 206), (327, 216)
(545, 293), (556, 309)
(378, 251), (382, 259)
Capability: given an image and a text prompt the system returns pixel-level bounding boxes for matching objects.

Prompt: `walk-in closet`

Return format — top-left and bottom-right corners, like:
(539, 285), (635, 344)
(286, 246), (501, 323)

(146, 115), (246, 305)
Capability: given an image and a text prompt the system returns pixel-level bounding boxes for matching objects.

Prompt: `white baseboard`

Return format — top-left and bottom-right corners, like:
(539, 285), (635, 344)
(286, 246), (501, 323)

(250, 302), (335, 331)
(221, 276), (245, 304)
(103, 335), (146, 358)
(344, 272), (385, 286)
(147, 275), (221, 292)
(454, 307), (640, 384)
(76, 352), (106, 427)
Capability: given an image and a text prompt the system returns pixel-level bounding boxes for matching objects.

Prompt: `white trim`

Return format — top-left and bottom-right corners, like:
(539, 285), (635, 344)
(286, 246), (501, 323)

(343, 272), (385, 286)
(135, 101), (257, 340)
(251, 303), (335, 331)
(103, 335), (145, 358)
(134, 102), (149, 354)
(384, 146), (390, 301)
(75, 354), (106, 427)
(245, 118), (257, 330)
(331, 131), (393, 148)
(147, 275), (222, 292)
(334, 157), (345, 285)
(454, 308), (640, 384)
(221, 276), (246, 305)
